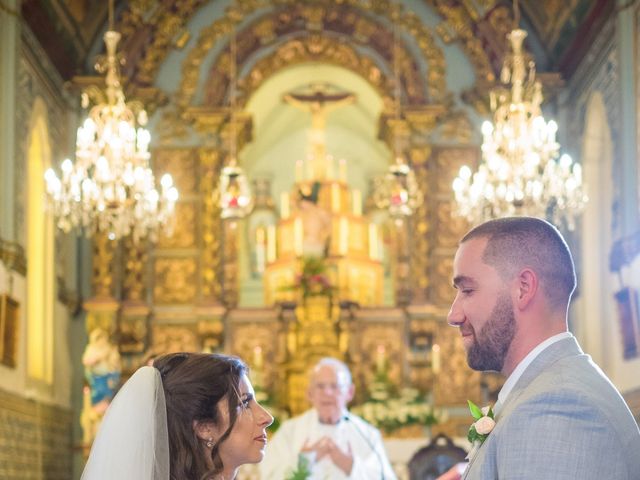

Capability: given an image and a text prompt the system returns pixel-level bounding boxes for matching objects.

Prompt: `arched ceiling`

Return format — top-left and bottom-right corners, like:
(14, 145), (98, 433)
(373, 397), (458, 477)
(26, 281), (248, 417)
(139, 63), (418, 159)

(23, 0), (611, 84)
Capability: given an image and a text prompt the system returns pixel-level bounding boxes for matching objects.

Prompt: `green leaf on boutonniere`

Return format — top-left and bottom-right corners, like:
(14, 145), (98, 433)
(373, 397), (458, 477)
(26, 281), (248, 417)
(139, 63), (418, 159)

(466, 400), (496, 445)
(468, 399), (483, 420)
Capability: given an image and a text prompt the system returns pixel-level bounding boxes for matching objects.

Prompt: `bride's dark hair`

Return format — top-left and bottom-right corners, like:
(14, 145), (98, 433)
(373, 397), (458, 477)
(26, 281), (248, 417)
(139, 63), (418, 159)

(154, 352), (248, 480)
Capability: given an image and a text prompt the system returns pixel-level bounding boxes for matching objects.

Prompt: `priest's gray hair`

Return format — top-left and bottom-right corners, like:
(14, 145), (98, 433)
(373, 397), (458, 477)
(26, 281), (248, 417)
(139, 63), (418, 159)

(311, 357), (352, 386)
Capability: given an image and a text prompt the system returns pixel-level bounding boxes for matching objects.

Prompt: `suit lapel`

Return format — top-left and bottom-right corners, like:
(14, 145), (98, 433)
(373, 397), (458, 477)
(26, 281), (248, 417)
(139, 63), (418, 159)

(496, 336), (582, 421)
(464, 336), (583, 479)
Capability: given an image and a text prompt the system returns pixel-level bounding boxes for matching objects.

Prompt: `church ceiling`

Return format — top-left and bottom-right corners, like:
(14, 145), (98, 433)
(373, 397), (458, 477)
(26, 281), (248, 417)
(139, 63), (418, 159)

(23, 0), (609, 85)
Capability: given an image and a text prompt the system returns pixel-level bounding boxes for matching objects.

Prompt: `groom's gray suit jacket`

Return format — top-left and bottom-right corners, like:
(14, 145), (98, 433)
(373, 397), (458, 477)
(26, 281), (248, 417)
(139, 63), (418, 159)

(463, 336), (640, 479)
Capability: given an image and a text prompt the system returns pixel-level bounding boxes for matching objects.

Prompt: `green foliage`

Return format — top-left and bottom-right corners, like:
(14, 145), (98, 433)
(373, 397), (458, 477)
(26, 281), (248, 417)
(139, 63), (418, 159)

(285, 454), (312, 480)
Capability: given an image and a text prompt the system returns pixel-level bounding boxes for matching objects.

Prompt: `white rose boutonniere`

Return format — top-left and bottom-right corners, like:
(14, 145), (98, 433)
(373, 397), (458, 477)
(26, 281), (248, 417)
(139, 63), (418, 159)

(466, 400), (495, 460)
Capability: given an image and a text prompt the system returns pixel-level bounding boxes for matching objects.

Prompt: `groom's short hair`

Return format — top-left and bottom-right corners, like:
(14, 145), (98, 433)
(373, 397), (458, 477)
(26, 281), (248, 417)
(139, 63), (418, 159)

(461, 217), (576, 309)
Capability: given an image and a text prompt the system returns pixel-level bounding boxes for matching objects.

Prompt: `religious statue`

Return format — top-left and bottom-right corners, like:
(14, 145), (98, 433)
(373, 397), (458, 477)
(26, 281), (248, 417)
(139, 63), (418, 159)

(82, 328), (121, 414)
(297, 181), (331, 257)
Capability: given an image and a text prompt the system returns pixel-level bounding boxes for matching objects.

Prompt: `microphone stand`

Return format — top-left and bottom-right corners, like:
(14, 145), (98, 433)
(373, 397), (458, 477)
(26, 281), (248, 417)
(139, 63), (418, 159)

(343, 414), (386, 480)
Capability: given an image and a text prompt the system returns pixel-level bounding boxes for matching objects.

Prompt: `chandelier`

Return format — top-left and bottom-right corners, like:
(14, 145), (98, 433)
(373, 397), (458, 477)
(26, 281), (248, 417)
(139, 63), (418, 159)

(44, 3), (178, 242)
(452, 5), (586, 230)
(219, 27), (253, 219)
(373, 26), (423, 218)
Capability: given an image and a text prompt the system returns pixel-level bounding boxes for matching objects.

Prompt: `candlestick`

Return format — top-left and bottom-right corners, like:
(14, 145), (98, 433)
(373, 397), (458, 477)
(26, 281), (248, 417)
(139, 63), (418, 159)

(352, 189), (362, 216)
(267, 225), (276, 262)
(294, 218), (303, 256)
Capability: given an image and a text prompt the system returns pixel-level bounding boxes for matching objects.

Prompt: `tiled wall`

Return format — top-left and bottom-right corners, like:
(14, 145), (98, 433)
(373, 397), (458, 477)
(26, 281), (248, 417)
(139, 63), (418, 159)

(0, 388), (72, 480)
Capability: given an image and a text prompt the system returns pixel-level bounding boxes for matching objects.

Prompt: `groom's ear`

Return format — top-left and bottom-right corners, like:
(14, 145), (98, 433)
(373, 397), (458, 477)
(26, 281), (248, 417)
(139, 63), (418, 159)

(513, 268), (538, 310)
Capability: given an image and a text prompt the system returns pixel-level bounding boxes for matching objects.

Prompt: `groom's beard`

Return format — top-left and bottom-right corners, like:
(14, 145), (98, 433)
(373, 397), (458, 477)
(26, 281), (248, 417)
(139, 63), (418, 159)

(467, 292), (516, 372)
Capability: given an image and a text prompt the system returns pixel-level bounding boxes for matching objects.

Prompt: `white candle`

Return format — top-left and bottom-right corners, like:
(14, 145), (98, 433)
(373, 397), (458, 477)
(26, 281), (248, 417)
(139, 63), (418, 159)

(267, 225), (276, 262)
(352, 189), (362, 216)
(280, 191), (290, 219)
(339, 217), (348, 255)
(369, 223), (378, 260)
(331, 183), (341, 213)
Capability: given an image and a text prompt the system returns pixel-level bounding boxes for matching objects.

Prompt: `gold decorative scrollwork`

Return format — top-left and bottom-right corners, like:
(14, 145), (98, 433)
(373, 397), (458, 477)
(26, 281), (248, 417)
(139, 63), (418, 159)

(410, 161), (431, 302)
(153, 258), (197, 304)
(122, 235), (148, 302)
(153, 148), (197, 196)
(199, 148), (223, 302)
(158, 202), (197, 249)
(91, 234), (115, 299)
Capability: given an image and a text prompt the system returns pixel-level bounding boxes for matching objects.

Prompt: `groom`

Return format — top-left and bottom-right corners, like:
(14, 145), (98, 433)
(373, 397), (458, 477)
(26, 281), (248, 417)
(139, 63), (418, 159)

(446, 217), (640, 479)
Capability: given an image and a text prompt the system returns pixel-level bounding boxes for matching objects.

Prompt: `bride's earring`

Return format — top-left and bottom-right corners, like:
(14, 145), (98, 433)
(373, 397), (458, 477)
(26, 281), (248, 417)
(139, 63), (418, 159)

(206, 438), (214, 449)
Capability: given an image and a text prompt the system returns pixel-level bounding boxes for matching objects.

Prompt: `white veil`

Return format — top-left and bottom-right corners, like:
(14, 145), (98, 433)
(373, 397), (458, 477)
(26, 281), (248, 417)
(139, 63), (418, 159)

(81, 366), (170, 480)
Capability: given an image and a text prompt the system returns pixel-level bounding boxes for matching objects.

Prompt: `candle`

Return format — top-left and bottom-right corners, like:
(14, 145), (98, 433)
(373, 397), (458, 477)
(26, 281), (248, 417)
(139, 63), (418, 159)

(253, 345), (263, 369)
(339, 217), (348, 255)
(339, 158), (347, 182)
(352, 189), (362, 216)
(267, 225), (276, 262)
(294, 218), (303, 256)
(432, 344), (441, 374)
(280, 191), (290, 219)
(369, 223), (378, 260)
(331, 183), (341, 213)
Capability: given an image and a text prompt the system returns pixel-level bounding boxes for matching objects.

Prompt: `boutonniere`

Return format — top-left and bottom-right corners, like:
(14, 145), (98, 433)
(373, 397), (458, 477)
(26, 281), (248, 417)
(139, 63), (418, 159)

(466, 400), (496, 460)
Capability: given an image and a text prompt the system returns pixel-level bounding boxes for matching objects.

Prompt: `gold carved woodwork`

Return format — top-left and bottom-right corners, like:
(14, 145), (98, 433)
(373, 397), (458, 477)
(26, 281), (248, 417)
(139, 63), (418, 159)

(440, 110), (474, 144)
(0, 238), (26, 275)
(228, 317), (280, 391)
(199, 148), (223, 302)
(149, 325), (201, 356)
(432, 256), (455, 307)
(355, 323), (404, 394)
(410, 163), (431, 302)
(153, 258), (197, 304)
(434, 147), (479, 196)
(0, 294), (19, 368)
(156, 107), (192, 145)
(122, 236), (148, 303)
(434, 325), (481, 406)
(119, 305), (149, 355)
(222, 220), (240, 307)
(91, 233), (115, 299)
(158, 202), (197, 249)
(436, 202), (469, 250)
(152, 148), (198, 196)
(178, 0), (448, 110)
(84, 298), (120, 337)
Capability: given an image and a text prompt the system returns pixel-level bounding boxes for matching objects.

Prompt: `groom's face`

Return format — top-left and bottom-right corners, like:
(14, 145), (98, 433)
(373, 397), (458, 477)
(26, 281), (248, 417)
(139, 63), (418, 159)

(448, 237), (516, 373)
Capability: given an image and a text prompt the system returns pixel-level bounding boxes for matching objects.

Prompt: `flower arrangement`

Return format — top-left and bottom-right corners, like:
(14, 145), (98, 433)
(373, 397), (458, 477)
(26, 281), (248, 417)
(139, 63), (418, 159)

(281, 256), (335, 299)
(351, 387), (439, 435)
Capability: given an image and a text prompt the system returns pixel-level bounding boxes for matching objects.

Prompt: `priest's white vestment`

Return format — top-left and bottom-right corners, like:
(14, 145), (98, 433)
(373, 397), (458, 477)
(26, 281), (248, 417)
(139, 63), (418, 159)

(260, 409), (397, 480)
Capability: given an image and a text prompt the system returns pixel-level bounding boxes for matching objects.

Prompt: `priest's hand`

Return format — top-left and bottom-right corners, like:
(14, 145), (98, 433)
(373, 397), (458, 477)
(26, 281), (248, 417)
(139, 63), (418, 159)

(301, 436), (354, 475)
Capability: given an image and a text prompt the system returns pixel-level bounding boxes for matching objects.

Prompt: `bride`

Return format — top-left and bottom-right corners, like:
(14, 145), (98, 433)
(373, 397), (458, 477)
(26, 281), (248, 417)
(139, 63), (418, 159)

(81, 352), (273, 480)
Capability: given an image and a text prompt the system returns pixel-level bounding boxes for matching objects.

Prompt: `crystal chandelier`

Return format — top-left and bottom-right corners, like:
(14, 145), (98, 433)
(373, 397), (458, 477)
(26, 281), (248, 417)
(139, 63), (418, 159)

(219, 27), (253, 219)
(452, 2), (586, 230)
(373, 26), (423, 218)
(44, 3), (177, 242)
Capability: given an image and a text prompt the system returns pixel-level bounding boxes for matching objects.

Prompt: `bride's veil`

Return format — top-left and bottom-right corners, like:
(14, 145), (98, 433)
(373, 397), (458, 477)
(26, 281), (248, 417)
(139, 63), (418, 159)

(81, 366), (170, 480)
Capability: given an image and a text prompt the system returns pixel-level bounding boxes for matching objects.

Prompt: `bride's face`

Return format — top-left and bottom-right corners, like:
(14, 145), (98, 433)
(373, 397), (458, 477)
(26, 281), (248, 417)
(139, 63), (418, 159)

(216, 374), (274, 471)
